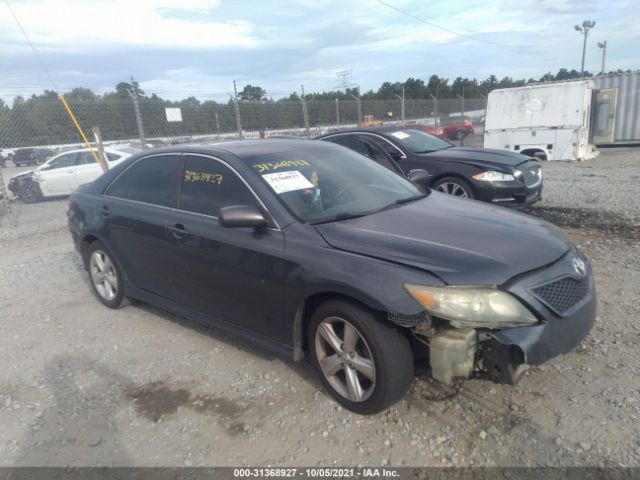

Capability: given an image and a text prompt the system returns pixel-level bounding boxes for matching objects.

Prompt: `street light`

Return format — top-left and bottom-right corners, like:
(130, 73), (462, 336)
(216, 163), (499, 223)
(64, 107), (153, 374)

(575, 20), (596, 77)
(597, 40), (607, 74)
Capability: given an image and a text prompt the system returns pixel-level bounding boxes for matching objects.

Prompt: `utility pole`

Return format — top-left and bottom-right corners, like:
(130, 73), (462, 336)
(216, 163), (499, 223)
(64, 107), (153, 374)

(598, 41), (607, 74)
(127, 76), (146, 148)
(300, 84), (310, 137)
(335, 98), (340, 126)
(575, 20), (596, 77)
(230, 80), (243, 138)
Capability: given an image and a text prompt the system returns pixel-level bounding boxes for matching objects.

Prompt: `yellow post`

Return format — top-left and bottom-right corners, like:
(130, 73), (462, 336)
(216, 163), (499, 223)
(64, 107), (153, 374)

(58, 94), (102, 165)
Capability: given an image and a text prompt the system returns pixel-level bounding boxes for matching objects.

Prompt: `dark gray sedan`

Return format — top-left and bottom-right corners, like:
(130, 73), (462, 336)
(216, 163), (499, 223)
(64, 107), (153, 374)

(67, 139), (595, 414)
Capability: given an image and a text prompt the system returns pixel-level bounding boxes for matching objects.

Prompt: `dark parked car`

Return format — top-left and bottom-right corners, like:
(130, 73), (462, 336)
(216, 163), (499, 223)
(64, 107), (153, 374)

(12, 147), (55, 166)
(68, 139), (595, 414)
(319, 127), (542, 209)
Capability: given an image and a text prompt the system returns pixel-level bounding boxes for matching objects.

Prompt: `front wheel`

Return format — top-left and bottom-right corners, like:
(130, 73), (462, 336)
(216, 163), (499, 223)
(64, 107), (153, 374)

(20, 180), (43, 203)
(433, 176), (474, 199)
(308, 299), (414, 415)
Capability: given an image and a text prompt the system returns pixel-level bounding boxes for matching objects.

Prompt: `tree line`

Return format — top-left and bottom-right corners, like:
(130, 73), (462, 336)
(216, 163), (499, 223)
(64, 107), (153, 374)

(0, 68), (634, 148)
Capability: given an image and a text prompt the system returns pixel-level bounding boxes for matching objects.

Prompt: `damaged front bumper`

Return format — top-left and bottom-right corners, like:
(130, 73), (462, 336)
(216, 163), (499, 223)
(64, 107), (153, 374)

(423, 250), (597, 385)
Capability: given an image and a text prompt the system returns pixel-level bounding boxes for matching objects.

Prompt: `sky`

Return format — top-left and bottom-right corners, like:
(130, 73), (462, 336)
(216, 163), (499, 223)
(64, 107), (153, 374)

(1, 0), (638, 101)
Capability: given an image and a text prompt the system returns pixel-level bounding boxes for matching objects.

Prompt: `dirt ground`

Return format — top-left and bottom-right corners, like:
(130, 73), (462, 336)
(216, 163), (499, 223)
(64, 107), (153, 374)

(0, 148), (639, 467)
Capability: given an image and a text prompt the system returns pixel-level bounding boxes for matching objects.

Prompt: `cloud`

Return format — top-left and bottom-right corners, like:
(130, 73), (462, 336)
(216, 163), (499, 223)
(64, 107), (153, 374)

(1, 0), (255, 50)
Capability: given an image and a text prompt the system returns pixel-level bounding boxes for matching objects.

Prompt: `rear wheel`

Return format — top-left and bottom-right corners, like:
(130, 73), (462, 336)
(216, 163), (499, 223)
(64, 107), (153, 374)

(308, 299), (414, 415)
(86, 241), (129, 309)
(456, 129), (467, 140)
(433, 176), (474, 199)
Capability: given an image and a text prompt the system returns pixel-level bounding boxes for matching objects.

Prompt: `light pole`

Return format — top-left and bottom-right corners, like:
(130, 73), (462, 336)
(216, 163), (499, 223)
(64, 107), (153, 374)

(598, 40), (607, 74)
(575, 20), (596, 77)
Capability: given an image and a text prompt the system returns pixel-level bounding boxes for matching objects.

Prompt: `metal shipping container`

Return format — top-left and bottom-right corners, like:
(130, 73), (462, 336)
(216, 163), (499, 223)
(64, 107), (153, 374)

(592, 72), (640, 145)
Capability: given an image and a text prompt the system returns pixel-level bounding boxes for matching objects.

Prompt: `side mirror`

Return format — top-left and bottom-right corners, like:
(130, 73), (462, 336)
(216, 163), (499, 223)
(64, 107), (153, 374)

(409, 169), (432, 184)
(219, 205), (268, 229)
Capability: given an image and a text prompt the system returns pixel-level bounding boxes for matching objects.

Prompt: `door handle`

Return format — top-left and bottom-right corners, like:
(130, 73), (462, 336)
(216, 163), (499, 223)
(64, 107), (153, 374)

(168, 223), (189, 239)
(99, 205), (111, 217)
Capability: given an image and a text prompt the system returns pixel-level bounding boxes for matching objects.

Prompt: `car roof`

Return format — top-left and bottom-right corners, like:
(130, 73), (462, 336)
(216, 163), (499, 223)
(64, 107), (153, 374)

(171, 138), (332, 159)
(319, 125), (419, 137)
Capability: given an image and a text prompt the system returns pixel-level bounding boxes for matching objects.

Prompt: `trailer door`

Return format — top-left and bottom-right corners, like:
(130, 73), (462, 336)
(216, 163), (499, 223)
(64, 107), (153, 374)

(592, 88), (618, 144)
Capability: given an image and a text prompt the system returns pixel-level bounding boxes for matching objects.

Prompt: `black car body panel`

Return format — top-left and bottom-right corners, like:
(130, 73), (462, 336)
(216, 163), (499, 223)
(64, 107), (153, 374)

(319, 128), (543, 209)
(68, 139), (593, 371)
(314, 192), (570, 286)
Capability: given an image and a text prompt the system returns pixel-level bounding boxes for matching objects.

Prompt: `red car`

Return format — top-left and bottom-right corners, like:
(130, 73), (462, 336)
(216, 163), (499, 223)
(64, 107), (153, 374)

(440, 116), (475, 140)
(406, 123), (447, 140)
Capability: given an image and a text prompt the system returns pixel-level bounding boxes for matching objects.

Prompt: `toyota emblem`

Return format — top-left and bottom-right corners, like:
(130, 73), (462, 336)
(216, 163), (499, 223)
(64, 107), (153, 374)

(572, 257), (587, 277)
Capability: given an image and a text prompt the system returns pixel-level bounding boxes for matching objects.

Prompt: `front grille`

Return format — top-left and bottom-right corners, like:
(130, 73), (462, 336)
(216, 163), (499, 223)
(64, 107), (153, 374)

(522, 165), (542, 187)
(531, 276), (588, 315)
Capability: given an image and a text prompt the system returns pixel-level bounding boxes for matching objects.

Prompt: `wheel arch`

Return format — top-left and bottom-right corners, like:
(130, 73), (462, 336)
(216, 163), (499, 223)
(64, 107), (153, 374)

(520, 147), (548, 161)
(291, 291), (409, 362)
(429, 172), (476, 195)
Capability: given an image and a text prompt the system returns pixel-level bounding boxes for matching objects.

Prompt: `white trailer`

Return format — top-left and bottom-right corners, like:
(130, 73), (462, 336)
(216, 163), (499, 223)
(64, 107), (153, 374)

(484, 80), (599, 161)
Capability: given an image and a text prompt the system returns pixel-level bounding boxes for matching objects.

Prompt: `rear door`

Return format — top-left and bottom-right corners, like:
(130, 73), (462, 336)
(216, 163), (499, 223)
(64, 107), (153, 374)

(101, 153), (181, 297)
(165, 154), (285, 341)
(74, 151), (105, 190)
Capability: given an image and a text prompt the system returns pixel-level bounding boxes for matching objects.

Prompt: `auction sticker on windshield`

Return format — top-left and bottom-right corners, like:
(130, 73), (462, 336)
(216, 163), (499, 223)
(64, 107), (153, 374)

(262, 170), (314, 194)
(391, 131), (410, 140)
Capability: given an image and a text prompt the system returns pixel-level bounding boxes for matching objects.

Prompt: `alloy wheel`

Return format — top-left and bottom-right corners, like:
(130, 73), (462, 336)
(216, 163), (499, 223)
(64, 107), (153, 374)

(89, 250), (118, 301)
(435, 182), (469, 198)
(314, 317), (376, 402)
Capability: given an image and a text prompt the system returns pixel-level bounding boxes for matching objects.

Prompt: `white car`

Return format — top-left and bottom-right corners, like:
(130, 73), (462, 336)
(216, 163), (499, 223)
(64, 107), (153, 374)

(8, 146), (140, 202)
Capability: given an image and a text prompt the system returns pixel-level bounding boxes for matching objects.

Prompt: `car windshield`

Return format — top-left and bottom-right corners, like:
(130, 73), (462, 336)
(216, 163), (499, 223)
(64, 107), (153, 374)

(385, 128), (452, 153)
(244, 144), (426, 224)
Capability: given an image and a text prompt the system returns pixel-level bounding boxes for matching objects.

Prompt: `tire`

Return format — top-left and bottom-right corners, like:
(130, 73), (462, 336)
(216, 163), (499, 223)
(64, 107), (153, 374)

(308, 299), (414, 415)
(86, 241), (130, 309)
(456, 130), (467, 140)
(433, 176), (475, 199)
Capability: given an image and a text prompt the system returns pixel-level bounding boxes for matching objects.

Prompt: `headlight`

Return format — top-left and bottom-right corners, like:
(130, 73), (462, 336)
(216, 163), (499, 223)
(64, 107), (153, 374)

(404, 284), (538, 329)
(472, 171), (515, 182)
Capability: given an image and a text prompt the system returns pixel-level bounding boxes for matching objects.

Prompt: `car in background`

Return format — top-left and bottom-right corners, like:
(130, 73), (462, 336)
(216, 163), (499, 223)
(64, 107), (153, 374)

(406, 122), (447, 140)
(440, 116), (475, 141)
(67, 139), (595, 414)
(8, 146), (140, 203)
(318, 126), (542, 209)
(11, 147), (56, 166)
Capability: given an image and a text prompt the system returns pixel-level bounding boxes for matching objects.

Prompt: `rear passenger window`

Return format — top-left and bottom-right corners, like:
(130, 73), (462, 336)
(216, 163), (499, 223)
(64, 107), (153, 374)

(106, 155), (179, 207)
(180, 155), (257, 217)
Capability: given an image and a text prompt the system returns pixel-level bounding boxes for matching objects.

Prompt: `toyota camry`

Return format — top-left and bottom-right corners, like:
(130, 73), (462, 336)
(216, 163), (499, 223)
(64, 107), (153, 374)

(67, 139), (595, 414)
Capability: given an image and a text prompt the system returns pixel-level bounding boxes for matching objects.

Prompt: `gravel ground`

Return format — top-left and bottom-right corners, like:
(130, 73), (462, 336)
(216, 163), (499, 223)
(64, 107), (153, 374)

(0, 148), (639, 467)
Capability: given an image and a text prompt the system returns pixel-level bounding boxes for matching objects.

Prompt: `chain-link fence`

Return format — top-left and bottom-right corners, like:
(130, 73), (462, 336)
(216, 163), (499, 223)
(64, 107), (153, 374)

(0, 93), (486, 224)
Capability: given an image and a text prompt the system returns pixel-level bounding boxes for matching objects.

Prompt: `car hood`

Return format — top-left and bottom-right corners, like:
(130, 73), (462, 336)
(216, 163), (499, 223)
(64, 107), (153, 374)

(421, 147), (532, 169)
(10, 169), (34, 180)
(314, 192), (571, 286)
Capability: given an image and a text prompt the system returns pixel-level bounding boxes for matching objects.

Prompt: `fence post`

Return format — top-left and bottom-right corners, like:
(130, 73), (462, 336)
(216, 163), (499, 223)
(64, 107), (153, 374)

(430, 94), (439, 128)
(350, 94), (362, 127)
(300, 85), (310, 137)
(335, 98), (340, 127)
(91, 126), (109, 172)
(231, 80), (243, 139)
(215, 112), (220, 135)
(456, 92), (465, 146)
(127, 79), (146, 148)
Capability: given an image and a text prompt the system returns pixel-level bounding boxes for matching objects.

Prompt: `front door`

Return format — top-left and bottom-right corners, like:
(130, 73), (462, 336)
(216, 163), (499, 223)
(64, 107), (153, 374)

(165, 154), (285, 341)
(39, 151), (80, 196)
